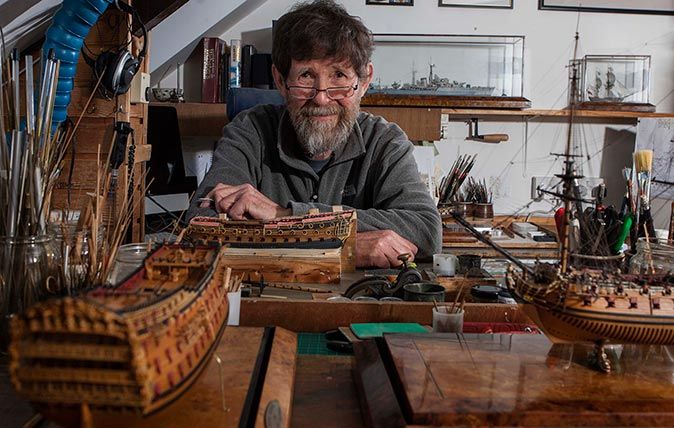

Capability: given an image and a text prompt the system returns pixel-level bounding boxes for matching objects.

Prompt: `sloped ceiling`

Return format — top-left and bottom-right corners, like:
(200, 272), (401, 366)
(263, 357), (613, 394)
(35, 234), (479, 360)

(0, 0), (62, 52)
(1, 0), (266, 77)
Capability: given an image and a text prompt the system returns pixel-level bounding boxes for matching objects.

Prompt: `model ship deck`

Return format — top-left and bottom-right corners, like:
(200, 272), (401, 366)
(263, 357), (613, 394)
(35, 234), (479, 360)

(9, 244), (232, 416)
(508, 266), (674, 344)
(183, 210), (356, 249)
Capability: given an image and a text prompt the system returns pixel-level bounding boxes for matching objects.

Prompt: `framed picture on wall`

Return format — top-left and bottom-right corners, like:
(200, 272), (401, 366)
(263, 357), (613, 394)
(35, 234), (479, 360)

(438, 0), (513, 8)
(539, 0), (674, 15)
(366, 0), (414, 5)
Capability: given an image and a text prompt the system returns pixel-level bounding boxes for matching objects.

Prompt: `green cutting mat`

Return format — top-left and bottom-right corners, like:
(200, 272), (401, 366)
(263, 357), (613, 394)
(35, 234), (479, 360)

(297, 333), (343, 356)
(350, 323), (428, 339)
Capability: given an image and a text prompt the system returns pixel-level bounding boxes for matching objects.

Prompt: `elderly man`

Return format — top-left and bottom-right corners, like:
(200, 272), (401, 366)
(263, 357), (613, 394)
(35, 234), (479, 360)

(187, 0), (441, 268)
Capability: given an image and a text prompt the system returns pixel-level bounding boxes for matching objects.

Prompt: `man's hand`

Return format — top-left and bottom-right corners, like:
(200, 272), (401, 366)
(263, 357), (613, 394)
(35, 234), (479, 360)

(355, 230), (418, 268)
(201, 183), (291, 220)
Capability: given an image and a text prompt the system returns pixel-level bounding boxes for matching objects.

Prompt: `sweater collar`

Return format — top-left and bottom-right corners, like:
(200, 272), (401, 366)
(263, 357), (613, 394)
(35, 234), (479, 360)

(276, 107), (366, 175)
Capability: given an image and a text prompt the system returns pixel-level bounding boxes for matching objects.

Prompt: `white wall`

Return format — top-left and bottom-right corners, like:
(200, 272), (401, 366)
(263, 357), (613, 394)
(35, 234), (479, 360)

(171, 0), (674, 227)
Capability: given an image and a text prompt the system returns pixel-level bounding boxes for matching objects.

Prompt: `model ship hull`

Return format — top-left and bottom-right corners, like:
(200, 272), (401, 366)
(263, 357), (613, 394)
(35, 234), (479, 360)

(183, 210), (356, 249)
(507, 267), (674, 345)
(9, 244), (231, 416)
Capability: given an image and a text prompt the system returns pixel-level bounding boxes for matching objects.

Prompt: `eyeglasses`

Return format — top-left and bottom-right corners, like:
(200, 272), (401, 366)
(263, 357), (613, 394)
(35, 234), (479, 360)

(285, 83), (359, 100)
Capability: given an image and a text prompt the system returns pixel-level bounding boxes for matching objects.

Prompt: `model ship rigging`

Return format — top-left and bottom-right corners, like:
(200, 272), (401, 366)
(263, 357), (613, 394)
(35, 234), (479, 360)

(452, 30), (674, 373)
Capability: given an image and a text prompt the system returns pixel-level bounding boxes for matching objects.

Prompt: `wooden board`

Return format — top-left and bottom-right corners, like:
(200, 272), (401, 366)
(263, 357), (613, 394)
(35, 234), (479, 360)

(255, 328), (297, 428)
(220, 247), (343, 284)
(359, 333), (674, 426)
(361, 94), (531, 109)
(291, 356), (364, 428)
(361, 107), (441, 141)
(240, 301), (530, 332)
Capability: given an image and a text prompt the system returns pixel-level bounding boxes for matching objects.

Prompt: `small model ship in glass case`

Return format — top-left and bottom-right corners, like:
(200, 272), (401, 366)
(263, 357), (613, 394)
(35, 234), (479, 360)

(577, 55), (654, 112)
(363, 34), (529, 109)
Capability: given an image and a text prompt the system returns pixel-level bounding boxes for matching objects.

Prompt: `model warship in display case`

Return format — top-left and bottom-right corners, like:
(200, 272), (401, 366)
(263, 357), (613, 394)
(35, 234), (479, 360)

(363, 34), (530, 108)
(9, 244), (234, 417)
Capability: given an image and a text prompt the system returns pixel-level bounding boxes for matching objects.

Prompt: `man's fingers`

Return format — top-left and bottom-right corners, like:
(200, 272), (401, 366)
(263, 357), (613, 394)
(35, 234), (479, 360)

(215, 187), (247, 213)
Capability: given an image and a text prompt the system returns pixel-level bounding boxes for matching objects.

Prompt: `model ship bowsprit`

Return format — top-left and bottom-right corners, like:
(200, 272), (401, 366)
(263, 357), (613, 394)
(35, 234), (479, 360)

(9, 244), (233, 416)
(182, 209), (357, 250)
(452, 32), (674, 373)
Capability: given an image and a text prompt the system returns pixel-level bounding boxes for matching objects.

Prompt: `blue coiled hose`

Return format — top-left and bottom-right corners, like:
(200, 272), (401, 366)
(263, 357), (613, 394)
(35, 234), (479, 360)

(42, 0), (114, 124)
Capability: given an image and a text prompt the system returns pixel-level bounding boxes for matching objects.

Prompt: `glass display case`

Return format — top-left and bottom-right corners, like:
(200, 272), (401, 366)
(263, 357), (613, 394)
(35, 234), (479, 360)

(367, 34), (525, 104)
(577, 55), (653, 111)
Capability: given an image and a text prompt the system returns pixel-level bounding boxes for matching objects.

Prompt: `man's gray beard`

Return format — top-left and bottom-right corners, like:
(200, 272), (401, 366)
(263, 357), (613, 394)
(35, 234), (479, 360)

(289, 103), (359, 158)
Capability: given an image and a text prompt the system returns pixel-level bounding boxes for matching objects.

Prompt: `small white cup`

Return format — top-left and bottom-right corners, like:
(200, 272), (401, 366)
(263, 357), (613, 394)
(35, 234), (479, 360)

(433, 253), (458, 277)
(432, 306), (464, 333)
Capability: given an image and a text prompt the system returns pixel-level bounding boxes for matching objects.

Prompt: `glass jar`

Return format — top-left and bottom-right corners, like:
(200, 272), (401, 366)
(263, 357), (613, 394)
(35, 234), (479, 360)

(0, 235), (63, 347)
(107, 243), (150, 285)
(50, 222), (106, 289)
(629, 238), (674, 275)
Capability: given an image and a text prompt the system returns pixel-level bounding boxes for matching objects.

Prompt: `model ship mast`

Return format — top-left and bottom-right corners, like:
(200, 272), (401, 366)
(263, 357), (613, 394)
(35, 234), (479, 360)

(559, 30), (581, 273)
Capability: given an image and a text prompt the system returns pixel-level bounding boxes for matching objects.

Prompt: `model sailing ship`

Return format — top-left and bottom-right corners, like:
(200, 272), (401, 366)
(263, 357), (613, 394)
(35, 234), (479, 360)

(9, 244), (233, 416)
(453, 32), (674, 372)
(182, 209), (356, 249)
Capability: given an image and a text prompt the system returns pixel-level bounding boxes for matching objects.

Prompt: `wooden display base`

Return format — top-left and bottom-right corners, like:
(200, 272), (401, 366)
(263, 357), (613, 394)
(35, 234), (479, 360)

(361, 94), (531, 109)
(219, 247), (343, 284)
(577, 101), (656, 113)
(354, 333), (674, 427)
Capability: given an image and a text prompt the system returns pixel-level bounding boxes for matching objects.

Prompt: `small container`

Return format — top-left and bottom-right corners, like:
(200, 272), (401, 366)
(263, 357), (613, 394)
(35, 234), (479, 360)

(432, 307), (464, 333)
(433, 253), (458, 277)
(403, 282), (445, 302)
(107, 243), (150, 285)
(629, 238), (674, 275)
(473, 202), (494, 219)
(470, 284), (502, 303)
(457, 254), (482, 275)
(453, 201), (475, 218)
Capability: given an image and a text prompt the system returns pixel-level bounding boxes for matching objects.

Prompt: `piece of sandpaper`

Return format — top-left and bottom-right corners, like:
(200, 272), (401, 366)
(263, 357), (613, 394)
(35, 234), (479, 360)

(350, 323), (428, 339)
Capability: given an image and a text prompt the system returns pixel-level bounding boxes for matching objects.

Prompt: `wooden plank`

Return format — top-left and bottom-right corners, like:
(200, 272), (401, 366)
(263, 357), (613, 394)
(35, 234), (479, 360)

(361, 107), (441, 141)
(362, 94), (531, 109)
(220, 248), (343, 284)
(255, 328), (297, 428)
(382, 333), (674, 426)
(291, 356), (364, 428)
(441, 108), (674, 119)
(352, 340), (406, 428)
(161, 102), (229, 137)
(240, 301), (531, 332)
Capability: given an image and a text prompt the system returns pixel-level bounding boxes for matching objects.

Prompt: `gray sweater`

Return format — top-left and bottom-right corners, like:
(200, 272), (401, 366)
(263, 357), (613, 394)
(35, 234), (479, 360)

(186, 105), (442, 259)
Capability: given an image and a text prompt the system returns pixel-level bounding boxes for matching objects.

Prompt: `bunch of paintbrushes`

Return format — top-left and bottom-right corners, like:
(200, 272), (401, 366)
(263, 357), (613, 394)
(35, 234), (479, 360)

(0, 49), (63, 239)
(438, 154), (477, 204)
(633, 149), (656, 242)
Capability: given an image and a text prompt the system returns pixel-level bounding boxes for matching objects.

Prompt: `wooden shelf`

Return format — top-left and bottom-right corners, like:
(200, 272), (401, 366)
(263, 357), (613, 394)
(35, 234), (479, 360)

(441, 108), (674, 119)
(150, 102), (228, 137)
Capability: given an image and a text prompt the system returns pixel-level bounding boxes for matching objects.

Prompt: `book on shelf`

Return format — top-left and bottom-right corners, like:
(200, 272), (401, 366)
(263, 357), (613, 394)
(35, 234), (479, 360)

(184, 37), (226, 103)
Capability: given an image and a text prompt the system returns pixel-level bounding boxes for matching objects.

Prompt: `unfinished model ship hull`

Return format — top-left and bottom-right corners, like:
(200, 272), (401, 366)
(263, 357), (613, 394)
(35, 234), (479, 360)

(9, 244), (231, 417)
(183, 210), (356, 249)
(507, 267), (674, 345)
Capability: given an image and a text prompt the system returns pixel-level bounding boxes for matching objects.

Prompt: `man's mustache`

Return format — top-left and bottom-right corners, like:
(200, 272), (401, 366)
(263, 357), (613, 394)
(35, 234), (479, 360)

(300, 105), (342, 117)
